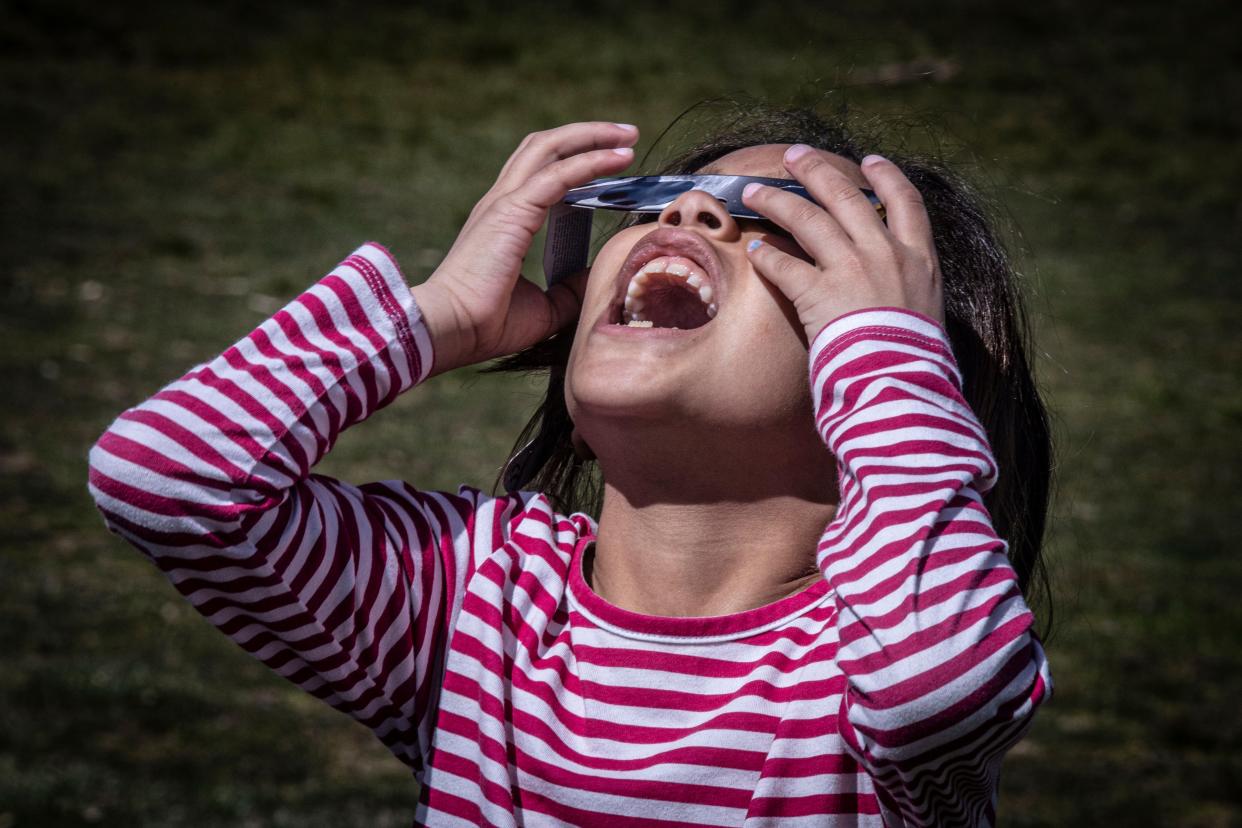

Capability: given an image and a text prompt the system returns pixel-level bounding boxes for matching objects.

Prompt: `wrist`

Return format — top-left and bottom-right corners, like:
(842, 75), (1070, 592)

(410, 282), (471, 377)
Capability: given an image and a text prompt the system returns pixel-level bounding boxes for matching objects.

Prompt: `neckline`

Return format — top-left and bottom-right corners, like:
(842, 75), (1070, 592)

(566, 536), (831, 644)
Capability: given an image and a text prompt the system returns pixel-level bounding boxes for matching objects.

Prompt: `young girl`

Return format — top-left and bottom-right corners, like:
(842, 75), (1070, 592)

(88, 108), (1053, 826)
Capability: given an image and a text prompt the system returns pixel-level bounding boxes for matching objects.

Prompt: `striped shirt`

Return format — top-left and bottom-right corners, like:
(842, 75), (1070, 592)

(88, 242), (1052, 826)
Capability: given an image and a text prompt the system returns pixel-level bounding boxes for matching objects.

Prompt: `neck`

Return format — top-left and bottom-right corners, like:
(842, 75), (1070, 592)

(585, 423), (837, 618)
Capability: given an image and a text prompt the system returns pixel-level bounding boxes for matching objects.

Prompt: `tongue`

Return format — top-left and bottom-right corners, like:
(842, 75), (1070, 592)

(643, 283), (712, 330)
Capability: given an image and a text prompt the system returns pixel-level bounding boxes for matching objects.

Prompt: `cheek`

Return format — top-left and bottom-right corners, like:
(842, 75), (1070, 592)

(692, 278), (814, 422)
(582, 226), (647, 308)
(733, 266), (810, 351)
(577, 271), (616, 328)
(758, 263), (811, 349)
(727, 311), (813, 407)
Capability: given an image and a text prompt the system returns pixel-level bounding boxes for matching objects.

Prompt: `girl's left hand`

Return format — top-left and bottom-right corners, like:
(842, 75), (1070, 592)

(741, 146), (944, 344)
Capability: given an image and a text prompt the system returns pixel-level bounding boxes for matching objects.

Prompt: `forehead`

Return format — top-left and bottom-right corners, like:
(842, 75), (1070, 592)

(697, 144), (867, 188)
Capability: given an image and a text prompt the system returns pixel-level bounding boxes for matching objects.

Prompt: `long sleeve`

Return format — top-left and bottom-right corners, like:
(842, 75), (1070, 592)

(809, 308), (1052, 826)
(87, 243), (528, 773)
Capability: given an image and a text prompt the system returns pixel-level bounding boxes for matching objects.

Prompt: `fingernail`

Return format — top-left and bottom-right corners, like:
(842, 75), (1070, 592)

(612, 147), (634, 158)
(742, 182), (763, 199)
(784, 144), (813, 164)
(747, 239), (763, 252)
(614, 122), (638, 133)
(861, 154), (886, 167)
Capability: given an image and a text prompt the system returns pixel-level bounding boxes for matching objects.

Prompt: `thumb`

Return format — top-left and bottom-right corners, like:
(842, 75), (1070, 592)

(541, 269), (590, 335)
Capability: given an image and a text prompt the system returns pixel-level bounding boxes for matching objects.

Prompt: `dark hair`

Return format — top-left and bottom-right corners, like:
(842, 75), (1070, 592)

(488, 102), (1054, 631)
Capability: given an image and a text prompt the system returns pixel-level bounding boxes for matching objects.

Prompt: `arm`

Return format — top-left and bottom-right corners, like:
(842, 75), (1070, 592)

(86, 242), (526, 770)
(87, 122), (639, 772)
(809, 308), (1050, 823)
(743, 148), (1051, 822)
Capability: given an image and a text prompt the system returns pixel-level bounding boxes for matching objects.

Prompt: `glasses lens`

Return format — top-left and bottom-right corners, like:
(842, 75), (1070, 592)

(594, 179), (695, 211)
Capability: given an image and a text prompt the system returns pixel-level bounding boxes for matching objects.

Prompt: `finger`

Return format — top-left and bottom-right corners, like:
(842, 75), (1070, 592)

(461, 122), (637, 237)
(458, 145), (634, 254)
(741, 181), (851, 267)
(744, 236), (817, 303)
(480, 140), (636, 231)
(782, 145), (887, 242)
(504, 145), (635, 214)
(494, 122), (639, 195)
(859, 154), (934, 251)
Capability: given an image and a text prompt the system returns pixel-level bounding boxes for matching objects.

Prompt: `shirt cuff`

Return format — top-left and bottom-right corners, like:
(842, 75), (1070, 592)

(342, 241), (435, 386)
(808, 307), (955, 375)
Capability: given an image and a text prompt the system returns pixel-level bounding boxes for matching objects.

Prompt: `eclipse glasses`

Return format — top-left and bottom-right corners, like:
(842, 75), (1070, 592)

(543, 174), (885, 285)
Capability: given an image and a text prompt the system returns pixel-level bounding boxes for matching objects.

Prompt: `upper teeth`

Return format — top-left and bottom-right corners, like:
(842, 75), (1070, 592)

(622, 256), (718, 323)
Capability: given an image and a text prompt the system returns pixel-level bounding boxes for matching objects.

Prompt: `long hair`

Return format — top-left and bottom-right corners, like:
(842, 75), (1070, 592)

(486, 102), (1054, 631)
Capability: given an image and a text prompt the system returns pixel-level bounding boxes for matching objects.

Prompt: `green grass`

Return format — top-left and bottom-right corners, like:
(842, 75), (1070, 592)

(2, 1), (1240, 824)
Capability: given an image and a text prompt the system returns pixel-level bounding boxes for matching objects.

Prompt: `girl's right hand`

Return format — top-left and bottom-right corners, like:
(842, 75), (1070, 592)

(411, 122), (639, 375)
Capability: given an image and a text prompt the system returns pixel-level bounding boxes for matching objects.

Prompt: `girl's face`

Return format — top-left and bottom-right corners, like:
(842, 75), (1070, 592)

(565, 144), (868, 447)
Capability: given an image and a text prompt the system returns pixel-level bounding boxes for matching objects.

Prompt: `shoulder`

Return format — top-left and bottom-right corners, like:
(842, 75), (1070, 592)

(490, 489), (596, 584)
(434, 485), (596, 572)
(494, 488), (596, 552)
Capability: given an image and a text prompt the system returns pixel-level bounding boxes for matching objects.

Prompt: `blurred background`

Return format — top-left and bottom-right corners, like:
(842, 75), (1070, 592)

(2, 1), (1239, 825)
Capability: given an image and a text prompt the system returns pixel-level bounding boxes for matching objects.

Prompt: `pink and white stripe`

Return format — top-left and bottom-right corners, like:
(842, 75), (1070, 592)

(89, 243), (1051, 826)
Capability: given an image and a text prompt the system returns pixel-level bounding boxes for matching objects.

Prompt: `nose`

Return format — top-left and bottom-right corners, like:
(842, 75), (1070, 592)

(657, 189), (740, 242)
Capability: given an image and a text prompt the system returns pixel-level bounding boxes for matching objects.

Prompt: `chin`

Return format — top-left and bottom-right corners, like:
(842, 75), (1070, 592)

(565, 352), (697, 424)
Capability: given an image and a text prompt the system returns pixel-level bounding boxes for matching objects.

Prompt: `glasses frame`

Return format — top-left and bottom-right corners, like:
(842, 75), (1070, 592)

(543, 174), (884, 286)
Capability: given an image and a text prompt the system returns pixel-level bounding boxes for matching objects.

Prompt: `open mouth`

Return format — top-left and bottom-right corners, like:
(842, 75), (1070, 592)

(621, 256), (717, 329)
(609, 229), (722, 331)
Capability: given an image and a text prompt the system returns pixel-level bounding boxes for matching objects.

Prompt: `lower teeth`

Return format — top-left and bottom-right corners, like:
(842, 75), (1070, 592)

(626, 319), (653, 328)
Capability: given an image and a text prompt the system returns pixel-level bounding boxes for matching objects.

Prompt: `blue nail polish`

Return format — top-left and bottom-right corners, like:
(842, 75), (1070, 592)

(747, 239), (763, 252)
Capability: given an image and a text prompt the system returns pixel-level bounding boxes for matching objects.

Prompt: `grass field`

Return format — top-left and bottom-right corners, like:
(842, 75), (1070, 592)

(2, 1), (1240, 825)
